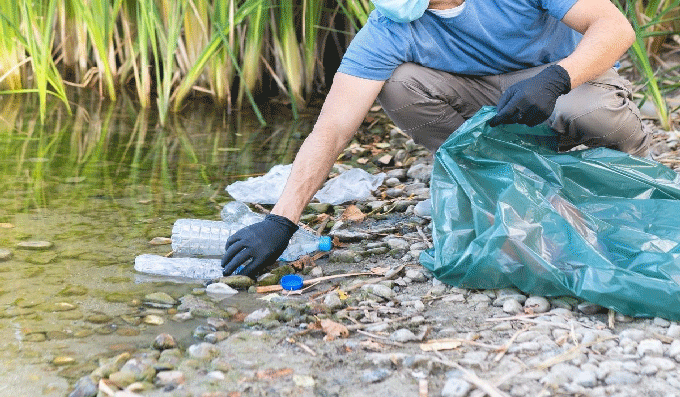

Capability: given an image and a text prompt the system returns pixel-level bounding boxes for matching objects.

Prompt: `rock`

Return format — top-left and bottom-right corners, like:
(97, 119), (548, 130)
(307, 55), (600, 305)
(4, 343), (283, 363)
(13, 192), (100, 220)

(109, 371), (137, 388)
(329, 250), (362, 263)
(310, 267), (324, 278)
(244, 308), (271, 323)
(524, 296), (550, 313)
(293, 374), (316, 388)
(654, 317), (671, 327)
(637, 339), (664, 356)
(386, 168), (407, 180)
(85, 314), (111, 324)
(604, 371), (639, 385)
(143, 315), (164, 325)
(503, 299), (523, 314)
(390, 329), (418, 343)
(386, 238), (409, 251)
(219, 275), (254, 289)
(493, 294), (528, 307)
(384, 177), (401, 187)
(573, 370), (598, 388)
(53, 356), (76, 366)
(207, 370), (225, 380)
(0, 249), (12, 261)
(407, 163), (433, 182)
(144, 292), (176, 307)
(16, 240), (53, 250)
(324, 292), (344, 310)
(361, 368), (392, 383)
(188, 343), (220, 360)
(667, 324), (680, 338)
(362, 284), (394, 300)
(155, 370), (185, 386)
(68, 375), (98, 397)
(385, 188), (404, 198)
(441, 377), (471, 397)
(177, 295), (220, 317)
(206, 283), (238, 296)
(577, 302), (606, 315)
(641, 357), (676, 371)
(92, 352), (131, 378)
(193, 325), (217, 339)
(405, 268), (427, 282)
(329, 230), (373, 242)
(153, 333), (177, 350)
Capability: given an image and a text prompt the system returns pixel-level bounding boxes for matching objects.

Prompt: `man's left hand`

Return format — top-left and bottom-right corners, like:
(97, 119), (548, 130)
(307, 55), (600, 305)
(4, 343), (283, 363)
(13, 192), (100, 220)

(489, 64), (571, 127)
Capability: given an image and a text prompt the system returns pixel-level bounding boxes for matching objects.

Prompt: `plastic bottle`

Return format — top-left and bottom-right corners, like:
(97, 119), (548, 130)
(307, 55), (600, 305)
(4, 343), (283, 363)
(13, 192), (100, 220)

(171, 201), (332, 260)
(134, 254), (224, 279)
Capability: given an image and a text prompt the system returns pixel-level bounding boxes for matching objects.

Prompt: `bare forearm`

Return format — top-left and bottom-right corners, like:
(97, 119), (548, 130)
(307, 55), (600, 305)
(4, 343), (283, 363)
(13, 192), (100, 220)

(559, 0), (635, 88)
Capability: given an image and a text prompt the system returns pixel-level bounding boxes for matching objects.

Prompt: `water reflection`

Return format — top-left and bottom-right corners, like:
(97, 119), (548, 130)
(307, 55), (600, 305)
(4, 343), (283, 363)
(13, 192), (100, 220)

(0, 93), (313, 395)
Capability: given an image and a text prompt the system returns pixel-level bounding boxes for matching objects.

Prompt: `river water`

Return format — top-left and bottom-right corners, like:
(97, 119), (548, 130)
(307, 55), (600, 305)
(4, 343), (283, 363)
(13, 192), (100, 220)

(0, 94), (312, 396)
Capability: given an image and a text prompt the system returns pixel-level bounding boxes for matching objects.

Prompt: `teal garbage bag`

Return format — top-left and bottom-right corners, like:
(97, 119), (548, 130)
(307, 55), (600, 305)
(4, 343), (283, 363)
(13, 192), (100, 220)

(420, 106), (680, 320)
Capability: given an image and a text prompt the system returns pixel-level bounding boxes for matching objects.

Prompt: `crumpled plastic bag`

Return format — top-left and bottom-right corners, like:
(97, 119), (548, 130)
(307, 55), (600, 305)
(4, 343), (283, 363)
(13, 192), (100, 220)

(421, 106), (680, 320)
(227, 164), (385, 205)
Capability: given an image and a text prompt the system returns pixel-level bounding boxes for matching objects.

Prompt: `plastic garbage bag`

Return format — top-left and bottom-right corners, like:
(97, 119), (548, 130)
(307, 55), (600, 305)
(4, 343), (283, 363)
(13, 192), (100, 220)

(314, 168), (385, 205)
(420, 106), (680, 320)
(226, 164), (385, 205)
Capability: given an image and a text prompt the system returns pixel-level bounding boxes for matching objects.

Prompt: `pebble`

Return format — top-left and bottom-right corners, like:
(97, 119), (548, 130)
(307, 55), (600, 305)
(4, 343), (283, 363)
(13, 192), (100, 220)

(407, 163), (433, 182)
(637, 339), (664, 356)
(390, 328), (418, 343)
(153, 333), (177, 350)
(524, 296), (550, 313)
(577, 302), (606, 315)
(68, 376), (98, 397)
(324, 292), (344, 310)
(206, 283), (238, 296)
(144, 292), (176, 307)
(362, 284), (394, 300)
(16, 240), (53, 250)
(188, 343), (220, 360)
(667, 324), (680, 338)
(405, 268), (427, 282)
(654, 317), (671, 327)
(573, 370), (598, 387)
(604, 371), (639, 385)
(493, 294), (527, 307)
(502, 299), (523, 314)
(361, 368), (392, 383)
(387, 238), (410, 251)
(641, 356), (676, 371)
(0, 249), (12, 261)
(155, 370), (185, 386)
(669, 340), (680, 358)
(53, 356), (76, 366)
(143, 315), (165, 325)
(441, 377), (471, 397)
(293, 374), (316, 388)
(310, 267), (324, 277)
(219, 275), (254, 289)
(244, 308), (271, 323)
(386, 168), (407, 180)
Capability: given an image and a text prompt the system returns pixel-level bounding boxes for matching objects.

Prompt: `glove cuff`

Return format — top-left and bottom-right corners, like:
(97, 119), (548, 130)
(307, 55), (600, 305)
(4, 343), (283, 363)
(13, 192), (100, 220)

(545, 64), (571, 95)
(264, 213), (299, 236)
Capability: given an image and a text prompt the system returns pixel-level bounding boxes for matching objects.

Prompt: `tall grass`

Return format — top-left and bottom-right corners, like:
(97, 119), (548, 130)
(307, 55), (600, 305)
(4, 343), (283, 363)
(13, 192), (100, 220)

(0, 0), (678, 129)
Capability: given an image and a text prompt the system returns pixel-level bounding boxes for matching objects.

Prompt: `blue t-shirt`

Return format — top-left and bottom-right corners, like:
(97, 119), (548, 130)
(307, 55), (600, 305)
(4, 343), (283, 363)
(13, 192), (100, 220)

(338, 0), (582, 80)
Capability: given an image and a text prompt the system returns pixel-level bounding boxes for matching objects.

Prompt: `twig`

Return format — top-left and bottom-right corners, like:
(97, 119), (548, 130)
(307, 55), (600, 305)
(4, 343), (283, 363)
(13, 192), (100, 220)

(432, 352), (511, 397)
(356, 330), (405, 347)
(534, 336), (618, 370)
(316, 215), (332, 236)
(343, 263), (407, 293)
(292, 339), (317, 357)
(608, 309), (615, 329)
(416, 226), (433, 249)
(255, 272), (377, 293)
(346, 316), (410, 331)
(494, 327), (528, 362)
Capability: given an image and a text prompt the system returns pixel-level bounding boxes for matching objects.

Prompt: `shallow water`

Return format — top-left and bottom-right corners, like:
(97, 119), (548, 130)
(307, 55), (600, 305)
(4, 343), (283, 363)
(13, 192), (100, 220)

(0, 94), (313, 395)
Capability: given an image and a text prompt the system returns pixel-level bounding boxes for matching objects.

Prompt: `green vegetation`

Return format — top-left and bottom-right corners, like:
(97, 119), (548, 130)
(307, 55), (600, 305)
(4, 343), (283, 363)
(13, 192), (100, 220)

(0, 0), (677, 128)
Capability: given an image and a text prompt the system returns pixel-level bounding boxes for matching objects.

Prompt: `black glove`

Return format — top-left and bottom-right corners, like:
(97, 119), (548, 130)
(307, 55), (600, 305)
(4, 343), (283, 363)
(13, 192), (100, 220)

(221, 214), (298, 278)
(489, 64), (571, 127)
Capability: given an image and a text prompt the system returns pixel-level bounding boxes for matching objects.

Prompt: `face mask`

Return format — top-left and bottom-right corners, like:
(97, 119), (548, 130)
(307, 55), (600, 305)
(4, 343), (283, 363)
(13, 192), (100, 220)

(372, 0), (429, 23)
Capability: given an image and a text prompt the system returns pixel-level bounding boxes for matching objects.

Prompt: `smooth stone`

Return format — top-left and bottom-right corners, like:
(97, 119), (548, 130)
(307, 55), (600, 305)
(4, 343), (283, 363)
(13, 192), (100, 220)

(153, 333), (177, 350)
(329, 250), (362, 263)
(386, 238), (409, 251)
(16, 240), (53, 250)
(390, 328), (418, 343)
(407, 163), (433, 182)
(638, 339), (664, 356)
(385, 188), (404, 198)
(604, 371), (639, 385)
(144, 292), (176, 306)
(641, 357), (676, 371)
(68, 376), (98, 397)
(310, 267), (324, 278)
(244, 308), (271, 323)
(362, 284), (394, 300)
(86, 314), (112, 324)
(384, 177), (401, 187)
(92, 352), (131, 378)
(206, 283), (238, 296)
(53, 356), (76, 366)
(173, 312), (193, 322)
(193, 325), (217, 339)
(293, 374), (316, 388)
(109, 371), (136, 388)
(204, 331), (229, 344)
(219, 275), (254, 289)
(188, 343), (220, 360)
(386, 168), (407, 180)
(206, 317), (229, 330)
(0, 249), (12, 261)
(493, 294), (528, 307)
(405, 268), (427, 282)
(155, 370), (185, 386)
(654, 317), (671, 327)
(577, 302), (606, 315)
(324, 293), (344, 310)
(441, 377), (471, 397)
(524, 296), (550, 313)
(573, 370), (598, 388)
(307, 203), (332, 213)
(503, 299), (523, 314)
(143, 315), (165, 325)
(667, 324), (680, 338)
(361, 368), (392, 383)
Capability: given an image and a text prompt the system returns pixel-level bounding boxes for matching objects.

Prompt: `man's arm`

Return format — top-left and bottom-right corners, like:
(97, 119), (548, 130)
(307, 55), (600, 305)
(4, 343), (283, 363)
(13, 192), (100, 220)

(271, 73), (385, 223)
(222, 72), (384, 277)
(558, 0), (636, 88)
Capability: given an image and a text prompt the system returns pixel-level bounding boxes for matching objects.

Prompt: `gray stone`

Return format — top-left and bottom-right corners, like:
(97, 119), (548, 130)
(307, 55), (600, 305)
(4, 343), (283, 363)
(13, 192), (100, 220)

(386, 238), (409, 251)
(413, 199), (432, 219)
(441, 377), (471, 397)
(362, 368), (392, 383)
(329, 230), (373, 242)
(654, 317), (671, 327)
(385, 188), (404, 198)
(577, 302), (606, 315)
(524, 296), (550, 313)
(405, 268), (427, 282)
(155, 370), (185, 386)
(573, 370), (598, 388)
(206, 282), (238, 296)
(502, 299), (523, 314)
(407, 163), (433, 182)
(329, 250), (362, 263)
(667, 324), (680, 338)
(362, 284), (394, 300)
(153, 333), (177, 350)
(384, 177), (401, 187)
(324, 293), (344, 310)
(16, 240), (53, 250)
(669, 339), (680, 358)
(642, 356), (676, 371)
(68, 375), (98, 397)
(219, 275), (254, 289)
(637, 339), (664, 356)
(188, 343), (220, 360)
(604, 371), (639, 385)
(386, 168), (407, 180)
(619, 329), (645, 342)
(244, 308), (271, 323)
(390, 328), (418, 343)
(493, 294), (527, 307)
(0, 249), (12, 261)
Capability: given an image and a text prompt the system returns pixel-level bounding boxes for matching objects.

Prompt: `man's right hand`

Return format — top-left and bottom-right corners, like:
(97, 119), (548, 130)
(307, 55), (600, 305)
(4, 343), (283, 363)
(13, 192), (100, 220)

(221, 214), (298, 278)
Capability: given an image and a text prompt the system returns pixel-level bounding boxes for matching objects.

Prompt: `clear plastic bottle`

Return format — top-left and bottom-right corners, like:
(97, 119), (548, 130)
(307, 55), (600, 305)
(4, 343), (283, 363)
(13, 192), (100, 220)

(171, 201), (332, 261)
(134, 254), (224, 279)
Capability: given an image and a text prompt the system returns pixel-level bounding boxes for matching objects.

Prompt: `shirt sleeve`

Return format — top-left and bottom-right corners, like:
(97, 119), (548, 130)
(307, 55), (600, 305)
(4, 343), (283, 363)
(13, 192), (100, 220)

(337, 12), (412, 81)
(539, 0), (579, 20)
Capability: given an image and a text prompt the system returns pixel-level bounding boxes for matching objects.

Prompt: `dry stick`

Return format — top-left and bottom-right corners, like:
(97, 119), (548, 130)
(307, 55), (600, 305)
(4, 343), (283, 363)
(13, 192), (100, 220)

(343, 263), (407, 293)
(469, 368), (524, 397)
(432, 352), (511, 397)
(356, 330), (405, 347)
(346, 316), (410, 331)
(255, 272), (377, 293)
(494, 326), (529, 362)
(416, 225), (433, 249)
(535, 336), (618, 370)
(608, 309), (615, 329)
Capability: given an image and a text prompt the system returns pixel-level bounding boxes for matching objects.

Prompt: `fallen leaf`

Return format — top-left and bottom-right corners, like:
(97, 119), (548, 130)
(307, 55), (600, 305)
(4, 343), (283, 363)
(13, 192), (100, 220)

(370, 266), (389, 275)
(356, 158), (369, 165)
(148, 237), (172, 246)
(377, 154), (393, 165)
(0, 223), (14, 229)
(340, 205), (366, 223)
(337, 290), (348, 300)
(320, 319), (349, 341)
(419, 339), (463, 352)
(332, 236), (348, 248)
(360, 340), (385, 351)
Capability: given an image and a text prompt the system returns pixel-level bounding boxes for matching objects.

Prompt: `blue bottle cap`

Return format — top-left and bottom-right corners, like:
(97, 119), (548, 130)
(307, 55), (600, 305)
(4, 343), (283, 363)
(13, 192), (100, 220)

(318, 236), (332, 252)
(280, 274), (304, 291)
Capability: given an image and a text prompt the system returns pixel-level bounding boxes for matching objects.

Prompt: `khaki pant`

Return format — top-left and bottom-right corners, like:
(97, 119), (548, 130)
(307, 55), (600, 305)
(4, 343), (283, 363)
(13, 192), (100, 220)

(377, 63), (649, 157)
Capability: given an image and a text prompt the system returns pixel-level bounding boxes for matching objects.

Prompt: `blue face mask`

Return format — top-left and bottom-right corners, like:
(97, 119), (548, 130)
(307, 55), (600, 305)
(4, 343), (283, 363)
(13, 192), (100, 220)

(372, 0), (429, 23)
